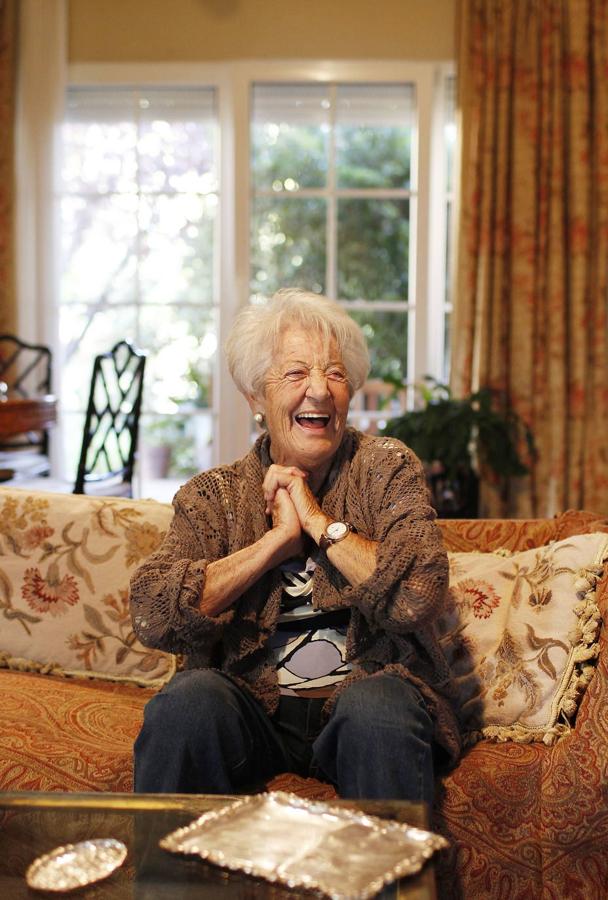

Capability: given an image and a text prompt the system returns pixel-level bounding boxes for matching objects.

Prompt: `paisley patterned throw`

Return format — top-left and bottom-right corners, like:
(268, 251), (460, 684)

(0, 488), (175, 686)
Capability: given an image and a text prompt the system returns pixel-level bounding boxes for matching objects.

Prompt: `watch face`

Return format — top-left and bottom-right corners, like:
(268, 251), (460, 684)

(327, 521), (349, 540)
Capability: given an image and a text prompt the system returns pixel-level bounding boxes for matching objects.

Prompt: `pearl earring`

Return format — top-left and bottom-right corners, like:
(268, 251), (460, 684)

(254, 412), (265, 426)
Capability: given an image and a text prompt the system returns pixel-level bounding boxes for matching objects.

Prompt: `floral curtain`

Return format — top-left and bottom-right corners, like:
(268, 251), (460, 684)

(0, 0), (17, 332)
(452, 0), (608, 518)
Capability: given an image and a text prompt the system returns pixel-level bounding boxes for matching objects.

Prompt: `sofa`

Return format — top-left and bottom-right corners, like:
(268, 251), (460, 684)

(1, 485), (607, 899)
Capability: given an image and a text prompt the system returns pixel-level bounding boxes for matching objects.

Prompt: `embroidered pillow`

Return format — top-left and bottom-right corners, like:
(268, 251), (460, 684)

(438, 533), (608, 745)
(0, 488), (175, 687)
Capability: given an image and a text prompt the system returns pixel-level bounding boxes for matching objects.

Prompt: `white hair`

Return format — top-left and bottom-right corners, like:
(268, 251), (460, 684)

(225, 288), (370, 398)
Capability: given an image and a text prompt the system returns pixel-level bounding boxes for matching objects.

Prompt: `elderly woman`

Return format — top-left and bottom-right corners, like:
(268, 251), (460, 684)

(131, 288), (460, 801)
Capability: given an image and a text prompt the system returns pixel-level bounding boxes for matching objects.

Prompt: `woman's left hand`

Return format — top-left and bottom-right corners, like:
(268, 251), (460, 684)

(264, 462), (377, 586)
(263, 464), (324, 535)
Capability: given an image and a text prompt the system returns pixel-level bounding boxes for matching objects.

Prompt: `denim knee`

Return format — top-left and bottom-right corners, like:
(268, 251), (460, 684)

(332, 674), (432, 735)
(142, 670), (250, 759)
(147, 669), (239, 725)
(313, 674), (436, 802)
(135, 669), (284, 793)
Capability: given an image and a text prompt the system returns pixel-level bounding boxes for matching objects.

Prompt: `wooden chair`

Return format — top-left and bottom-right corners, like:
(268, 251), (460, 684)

(0, 335), (53, 479)
(74, 340), (147, 496)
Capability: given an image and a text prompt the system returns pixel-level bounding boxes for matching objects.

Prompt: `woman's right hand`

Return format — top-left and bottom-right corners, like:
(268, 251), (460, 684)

(199, 486), (304, 617)
(270, 486), (305, 560)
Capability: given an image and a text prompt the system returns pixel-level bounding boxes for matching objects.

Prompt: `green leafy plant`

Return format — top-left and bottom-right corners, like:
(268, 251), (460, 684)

(176, 363), (211, 409)
(142, 416), (185, 449)
(381, 378), (535, 516)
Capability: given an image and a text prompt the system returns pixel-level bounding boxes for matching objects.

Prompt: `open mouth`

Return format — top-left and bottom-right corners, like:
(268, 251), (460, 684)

(295, 412), (331, 430)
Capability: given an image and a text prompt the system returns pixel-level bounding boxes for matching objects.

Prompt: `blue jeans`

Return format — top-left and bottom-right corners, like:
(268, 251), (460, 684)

(134, 669), (435, 803)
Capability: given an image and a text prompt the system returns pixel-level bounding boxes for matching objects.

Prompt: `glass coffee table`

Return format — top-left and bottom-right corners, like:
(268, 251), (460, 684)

(0, 792), (438, 898)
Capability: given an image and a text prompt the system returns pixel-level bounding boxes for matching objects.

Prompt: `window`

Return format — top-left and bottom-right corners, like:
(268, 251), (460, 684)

(60, 86), (218, 483)
(251, 83), (413, 434)
(59, 62), (455, 493)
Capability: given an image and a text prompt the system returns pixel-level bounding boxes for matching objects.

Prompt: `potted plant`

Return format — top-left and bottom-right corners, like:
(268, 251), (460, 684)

(140, 416), (186, 479)
(173, 363), (213, 474)
(381, 377), (535, 517)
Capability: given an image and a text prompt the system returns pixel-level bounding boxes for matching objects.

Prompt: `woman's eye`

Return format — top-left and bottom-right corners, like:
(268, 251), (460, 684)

(327, 369), (347, 382)
(284, 369), (308, 381)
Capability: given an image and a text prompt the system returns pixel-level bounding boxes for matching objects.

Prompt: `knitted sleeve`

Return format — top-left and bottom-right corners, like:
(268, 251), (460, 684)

(129, 478), (235, 655)
(314, 439), (449, 632)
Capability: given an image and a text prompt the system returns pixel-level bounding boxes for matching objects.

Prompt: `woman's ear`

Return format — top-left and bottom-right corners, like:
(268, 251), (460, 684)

(246, 394), (267, 429)
(245, 393), (263, 416)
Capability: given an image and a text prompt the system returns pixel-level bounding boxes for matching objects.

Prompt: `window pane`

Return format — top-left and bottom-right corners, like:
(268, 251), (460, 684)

(138, 89), (217, 194)
(445, 200), (452, 303)
(348, 309), (408, 382)
(62, 90), (138, 194)
(338, 199), (409, 300)
(138, 305), (216, 415)
(443, 74), (456, 383)
(443, 312), (452, 384)
(251, 197), (326, 297)
(444, 76), (457, 194)
(251, 84), (329, 189)
(61, 195), (138, 305)
(63, 87), (217, 196)
(139, 194), (216, 304)
(336, 84), (414, 189)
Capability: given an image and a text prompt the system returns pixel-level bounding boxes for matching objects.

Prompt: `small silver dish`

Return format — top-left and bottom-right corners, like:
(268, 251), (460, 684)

(26, 837), (127, 892)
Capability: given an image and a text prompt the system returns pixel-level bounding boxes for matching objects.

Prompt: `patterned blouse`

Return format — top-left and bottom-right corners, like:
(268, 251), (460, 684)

(268, 557), (351, 697)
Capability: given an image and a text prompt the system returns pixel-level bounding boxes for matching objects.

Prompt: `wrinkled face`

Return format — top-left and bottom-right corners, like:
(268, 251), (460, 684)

(250, 327), (351, 479)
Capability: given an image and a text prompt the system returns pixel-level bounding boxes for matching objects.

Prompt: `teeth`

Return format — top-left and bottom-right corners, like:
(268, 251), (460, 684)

(297, 413), (330, 420)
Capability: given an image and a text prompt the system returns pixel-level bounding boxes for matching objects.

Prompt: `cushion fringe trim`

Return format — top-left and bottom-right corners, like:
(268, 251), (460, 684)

(462, 536), (608, 747)
(0, 649), (175, 689)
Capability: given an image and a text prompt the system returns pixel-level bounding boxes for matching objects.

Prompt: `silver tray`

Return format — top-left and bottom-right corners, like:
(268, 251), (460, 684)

(160, 791), (447, 899)
(25, 838), (127, 892)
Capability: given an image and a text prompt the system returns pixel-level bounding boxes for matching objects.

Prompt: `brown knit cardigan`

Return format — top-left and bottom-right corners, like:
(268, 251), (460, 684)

(130, 428), (462, 763)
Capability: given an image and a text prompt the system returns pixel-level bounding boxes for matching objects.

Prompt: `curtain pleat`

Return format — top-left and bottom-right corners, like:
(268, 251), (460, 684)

(453, 0), (608, 517)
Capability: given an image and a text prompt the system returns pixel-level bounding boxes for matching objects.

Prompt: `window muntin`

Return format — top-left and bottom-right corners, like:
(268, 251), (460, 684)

(250, 197), (327, 297)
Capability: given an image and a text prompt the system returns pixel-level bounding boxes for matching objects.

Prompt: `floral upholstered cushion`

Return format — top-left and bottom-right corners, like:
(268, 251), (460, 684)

(439, 532), (608, 744)
(0, 488), (175, 687)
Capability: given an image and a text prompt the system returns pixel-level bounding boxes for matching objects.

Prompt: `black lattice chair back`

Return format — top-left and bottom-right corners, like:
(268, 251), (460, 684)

(74, 340), (146, 496)
(0, 334), (52, 459)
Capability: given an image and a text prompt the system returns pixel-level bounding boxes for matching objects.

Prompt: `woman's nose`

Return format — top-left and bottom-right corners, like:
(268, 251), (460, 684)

(305, 368), (330, 399)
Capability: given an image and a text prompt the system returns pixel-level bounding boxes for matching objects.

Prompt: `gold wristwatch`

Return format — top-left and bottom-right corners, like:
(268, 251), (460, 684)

(319, 520), (352, 551)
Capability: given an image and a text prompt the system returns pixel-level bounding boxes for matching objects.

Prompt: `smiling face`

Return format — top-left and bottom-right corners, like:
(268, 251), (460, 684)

(249, 327), (351, 484)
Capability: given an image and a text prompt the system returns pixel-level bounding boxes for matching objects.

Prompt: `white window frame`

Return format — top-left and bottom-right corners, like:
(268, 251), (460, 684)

(66, 59), (455, 469)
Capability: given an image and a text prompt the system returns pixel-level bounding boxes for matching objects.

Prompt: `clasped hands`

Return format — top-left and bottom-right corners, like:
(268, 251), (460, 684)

(262, 464), (328, 558)
(263, 464), (376, 586)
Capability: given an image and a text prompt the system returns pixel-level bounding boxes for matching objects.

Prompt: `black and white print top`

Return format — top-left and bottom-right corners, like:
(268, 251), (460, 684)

(267, 556), (351, 697)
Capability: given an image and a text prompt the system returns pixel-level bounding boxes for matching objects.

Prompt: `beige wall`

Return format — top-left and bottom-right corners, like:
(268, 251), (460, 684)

(68, 0), (455, 63)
